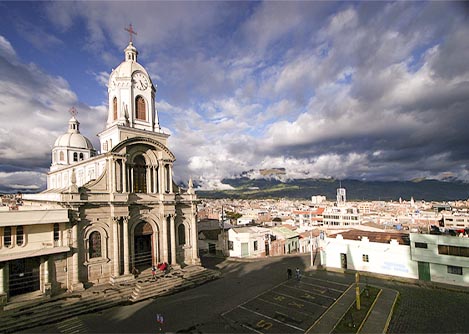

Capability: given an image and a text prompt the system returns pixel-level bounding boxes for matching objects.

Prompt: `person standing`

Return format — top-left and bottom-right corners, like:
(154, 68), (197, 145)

(295, 267), (301, 281)
(287, 268), (292, 279)
(152, 266), (157, 281)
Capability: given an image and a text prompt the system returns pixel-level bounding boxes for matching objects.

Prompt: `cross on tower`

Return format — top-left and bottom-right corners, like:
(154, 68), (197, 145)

(69, 106), (77, 117)
(125, 24), (137, 43)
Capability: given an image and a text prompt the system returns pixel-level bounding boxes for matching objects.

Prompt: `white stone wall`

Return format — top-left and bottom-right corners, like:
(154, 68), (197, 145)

(320, 235), (419, 279)
(48, 157), (106, 189)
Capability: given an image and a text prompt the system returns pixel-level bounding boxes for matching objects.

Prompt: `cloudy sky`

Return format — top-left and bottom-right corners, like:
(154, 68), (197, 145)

(1, 1), (469, 192)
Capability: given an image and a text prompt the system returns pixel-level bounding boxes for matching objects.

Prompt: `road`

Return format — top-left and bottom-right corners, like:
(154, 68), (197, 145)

(21, 254), (469, 333)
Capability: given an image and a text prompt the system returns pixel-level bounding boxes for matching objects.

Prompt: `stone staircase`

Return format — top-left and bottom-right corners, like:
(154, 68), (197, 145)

(0, 266), (219, 333)
(0, 284), (134, 334)
(129, 265), (220, 303)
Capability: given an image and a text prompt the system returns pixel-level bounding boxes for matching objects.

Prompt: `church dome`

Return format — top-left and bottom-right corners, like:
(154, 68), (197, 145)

(53, 116), (94, 150)
(54, 132), (94, 150)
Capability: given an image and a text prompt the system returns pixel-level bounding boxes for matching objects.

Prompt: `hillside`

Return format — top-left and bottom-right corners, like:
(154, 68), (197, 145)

(196, 178), (469, 201)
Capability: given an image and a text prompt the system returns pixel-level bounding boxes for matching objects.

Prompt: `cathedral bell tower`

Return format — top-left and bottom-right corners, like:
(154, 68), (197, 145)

(98, 25), (162, 153)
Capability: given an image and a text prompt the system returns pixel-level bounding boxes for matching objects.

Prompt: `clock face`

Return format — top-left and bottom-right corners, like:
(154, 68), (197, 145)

(133, 72), (149, 90)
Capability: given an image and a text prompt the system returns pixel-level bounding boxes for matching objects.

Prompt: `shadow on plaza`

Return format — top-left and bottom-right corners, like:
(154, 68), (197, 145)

(96, 253), (356, 334)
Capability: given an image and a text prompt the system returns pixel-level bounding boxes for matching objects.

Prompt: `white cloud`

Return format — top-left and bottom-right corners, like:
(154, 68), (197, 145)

(0, 35), (16, 58)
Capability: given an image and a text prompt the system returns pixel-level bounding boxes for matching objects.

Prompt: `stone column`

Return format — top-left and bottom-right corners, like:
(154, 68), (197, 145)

(170, 215), (177, 265)
(111, 158), (116, 193)
(71, 223), (84, 291)
(122, 160), (127, 193)
(130, 165), (134, 193)
(162, 214), (169, 263)
(158, 162), (164, 194)
(169, 165), (173, 193)
(123, 217), (130, 275)
(112, 217), (120, 277)
(191, 204), (200, 263)
(152, 167), (157, 194)
(42, 257), (51, 297)
(0, 263), (7, 307)
(146, 166), (151, 193)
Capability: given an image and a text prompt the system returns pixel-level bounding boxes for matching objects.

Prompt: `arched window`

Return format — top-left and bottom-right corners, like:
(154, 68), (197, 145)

(59, 151), (64, 161)
(113, 97), (118, 120)
(133, 155), (147, 193)
(16, 226), (24, 246)
(103, 142), (108, 151)
(178, 224), (186, 245)
(135, 96), (146, 121)
(73, 152), (78, 162)
(4, 226), (12, 247)
(89, 231), (102, 258)
(79, 153), (84, 161)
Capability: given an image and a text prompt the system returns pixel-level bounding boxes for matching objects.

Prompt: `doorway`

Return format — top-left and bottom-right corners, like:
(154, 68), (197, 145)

(340, 253), (347, 269)
(134, 222), (153, 269)
(418, 261), (431, 281)
(9, 257), (41, 297)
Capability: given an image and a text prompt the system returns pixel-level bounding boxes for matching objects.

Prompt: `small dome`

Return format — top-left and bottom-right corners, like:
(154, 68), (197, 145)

(53, 115), (95, 150)
(54, 133), (94, 150)
(109, 42), (153, 86)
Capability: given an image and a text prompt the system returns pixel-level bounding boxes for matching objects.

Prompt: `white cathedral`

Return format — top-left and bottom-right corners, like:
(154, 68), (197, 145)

(0, 39), (199, 304)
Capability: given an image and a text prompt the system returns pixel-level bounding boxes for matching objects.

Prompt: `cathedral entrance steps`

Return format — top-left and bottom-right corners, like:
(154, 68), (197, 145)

(129, 266), (220, 303)
(0, 267), (218, 333)
(0, 285), (133, 334)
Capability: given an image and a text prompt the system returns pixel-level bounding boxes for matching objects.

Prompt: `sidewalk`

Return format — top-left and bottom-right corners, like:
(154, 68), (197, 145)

(307, 283), (399, 334)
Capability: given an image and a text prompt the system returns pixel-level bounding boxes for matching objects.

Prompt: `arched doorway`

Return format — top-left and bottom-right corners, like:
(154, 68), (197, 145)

(134, 221), (153, 269)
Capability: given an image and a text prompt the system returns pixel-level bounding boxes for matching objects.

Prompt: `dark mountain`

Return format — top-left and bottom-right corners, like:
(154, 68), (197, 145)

(196, 178), (469, 201)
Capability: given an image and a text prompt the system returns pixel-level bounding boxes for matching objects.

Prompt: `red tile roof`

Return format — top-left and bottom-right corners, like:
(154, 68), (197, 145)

(329, 230), (410, 245)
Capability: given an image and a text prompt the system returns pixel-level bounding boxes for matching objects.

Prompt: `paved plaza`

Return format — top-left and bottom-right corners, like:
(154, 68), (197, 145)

(15, 254), (469, 334)
(222, 275), (350, 333)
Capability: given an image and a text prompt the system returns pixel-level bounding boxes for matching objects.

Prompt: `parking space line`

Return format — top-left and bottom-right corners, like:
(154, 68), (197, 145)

(239, 305), (305, 332)
(240, 323), (264, 334)
(258, 297), (316, 317)
(271, 291), (328, 309)
(303, 276), (349, 288)
(281, 285), (337, 300)
(221, 280), (287, 317)
(297, 281), (345, 293)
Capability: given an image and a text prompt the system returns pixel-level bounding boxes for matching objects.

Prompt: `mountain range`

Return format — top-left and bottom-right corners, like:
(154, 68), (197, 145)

(195, 177), (469, 201)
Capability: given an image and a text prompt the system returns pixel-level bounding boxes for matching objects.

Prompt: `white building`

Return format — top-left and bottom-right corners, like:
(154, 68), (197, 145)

(322, 206), (361, 227)
(320, 231), (418, 279)
(319, 230), (469, 287)
(226, 227), (270, 258)
(1, 38), (199, 305)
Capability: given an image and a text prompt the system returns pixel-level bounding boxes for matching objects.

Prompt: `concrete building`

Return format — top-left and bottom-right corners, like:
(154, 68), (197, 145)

(226, 227), (270, 258)
(410, 233), (469, 286)
(319, 231), (417, 280)
(319, 230), (469, 287)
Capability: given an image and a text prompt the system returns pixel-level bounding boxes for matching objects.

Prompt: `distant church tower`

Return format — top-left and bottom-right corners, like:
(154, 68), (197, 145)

(336, 186), (346, 206)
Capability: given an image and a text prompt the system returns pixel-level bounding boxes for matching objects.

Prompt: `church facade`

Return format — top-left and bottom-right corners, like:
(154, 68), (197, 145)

(0, 40), (199, 303)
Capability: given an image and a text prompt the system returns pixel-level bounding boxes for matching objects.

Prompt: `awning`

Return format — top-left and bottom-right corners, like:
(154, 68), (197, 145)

(0, 246), (70, 262)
